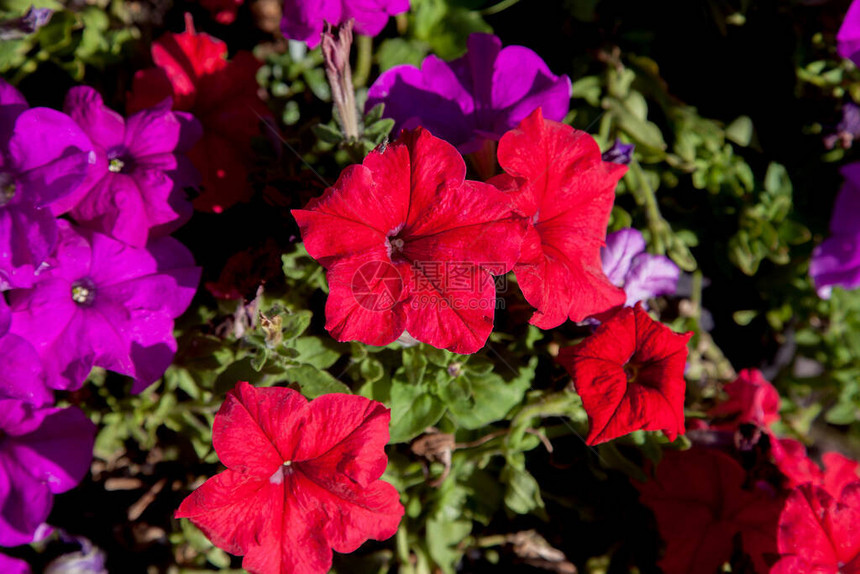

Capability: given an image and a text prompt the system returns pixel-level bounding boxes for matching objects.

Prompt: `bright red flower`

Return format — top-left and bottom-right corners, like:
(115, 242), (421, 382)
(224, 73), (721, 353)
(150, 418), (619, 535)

(492, 108), (626, 328)
(708, 368), (780, 430)
(772, 438), (860, 496)
(556, 304), (692, 445)
(771, 437), (824, 489)
(175, 382), (404, 574)
(771, 482), (860, 573)
(292, 127), (526, 354)
(127, 15), (271, 213)
(635, 447), (784, 574)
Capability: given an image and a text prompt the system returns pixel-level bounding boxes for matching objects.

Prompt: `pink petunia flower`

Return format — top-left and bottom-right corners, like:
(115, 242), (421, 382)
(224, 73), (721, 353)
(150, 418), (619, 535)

(176, 382), (404, 574)
(292, 127), (526, 354)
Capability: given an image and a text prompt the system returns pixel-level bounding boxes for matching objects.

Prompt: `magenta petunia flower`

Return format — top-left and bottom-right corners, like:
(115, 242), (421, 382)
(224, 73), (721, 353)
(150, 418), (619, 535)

(0, 398), (95, 547)
(0, 294), (50, 406)
(0, 79), (94, 290)
(838, 0), (860, 66)
(0, 553), (30, 574)
(366, 33), (571, 155)
(601, 228), (680, 307)
(281, 0), (408, 48)
(52, 86), (201, 248)
(8, 220), (200, 393)
(810, 162), (860, 298)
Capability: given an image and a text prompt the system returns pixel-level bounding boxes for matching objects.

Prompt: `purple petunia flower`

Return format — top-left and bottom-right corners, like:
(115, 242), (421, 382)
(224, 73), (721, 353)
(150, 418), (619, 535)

(281, 0), (408, 48)
(602, 138), (635, 165)
(839, 0), (860, 66)
(0, 294), (50, 406)
(0, 399), (95, 547)
(0, 79), (94, 290)
(0, 553), (30, 574)
(366, 33), (571, 155)
(601, 228), (680, 307)
(810, 162), (860, 298)
(44, 534), (107, 574)
(52, 86), (201, 248)
(8, 220), (200, 393)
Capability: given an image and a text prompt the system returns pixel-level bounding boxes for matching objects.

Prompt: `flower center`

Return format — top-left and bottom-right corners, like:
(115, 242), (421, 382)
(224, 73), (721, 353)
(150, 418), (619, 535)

(269, 461), (293, 485)
(0, 172), (16, 207)
(108, 158), (125, 173)
(623, 362), (640, 384)
(385, 225), (407, 259)
(71, 278), (96, 306)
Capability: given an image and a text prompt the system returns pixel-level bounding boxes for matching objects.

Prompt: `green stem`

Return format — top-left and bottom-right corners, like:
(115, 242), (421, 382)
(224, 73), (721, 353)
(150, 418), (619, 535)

(353, 34), (373, 88)
(505, 390), (579, 455)
(629, 159), (668, 255)
(480, 0), (521, 15)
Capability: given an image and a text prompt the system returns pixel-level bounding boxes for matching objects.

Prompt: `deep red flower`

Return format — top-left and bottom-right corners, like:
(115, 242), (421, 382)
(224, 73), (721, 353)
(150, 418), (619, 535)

(175, 382), (404, 574)
(492, 108), (626, 328)
(771, 482), (860, 573)
(556, 304), (692, 445)
(127, 15), (271, 213)
(292, 127), (526, 354)
(708, 368), (780, 430)
(635, 447), (784, 574)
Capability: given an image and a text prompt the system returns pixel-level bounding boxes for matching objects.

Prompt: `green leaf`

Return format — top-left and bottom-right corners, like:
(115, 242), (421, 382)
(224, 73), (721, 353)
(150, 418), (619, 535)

(500, 461), (545, 516)
(442, 357), (534, 429)
(425, 516), (471, 574)
(376, 38), (429, 72)
(292, 336), (342, 369)
(389, 378), (446, 443)
(283, 364), (351, 398)
(312, 122), (344, 144)
(725, 115), (753, 147)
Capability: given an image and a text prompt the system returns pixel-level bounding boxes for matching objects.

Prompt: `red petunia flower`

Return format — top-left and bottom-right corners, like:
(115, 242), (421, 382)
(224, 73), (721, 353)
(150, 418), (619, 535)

(556, 304), (692, 445)
(292, 127), (526, 354)
(492, 108), (626, 328)
(708, 368), (781, 430)
(771, 482), (860, 573)
(127, 15), (272, 213)
(635, 447), (785, 574)
(175, 382), (404, 574)
(772, 438), (860, 496)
